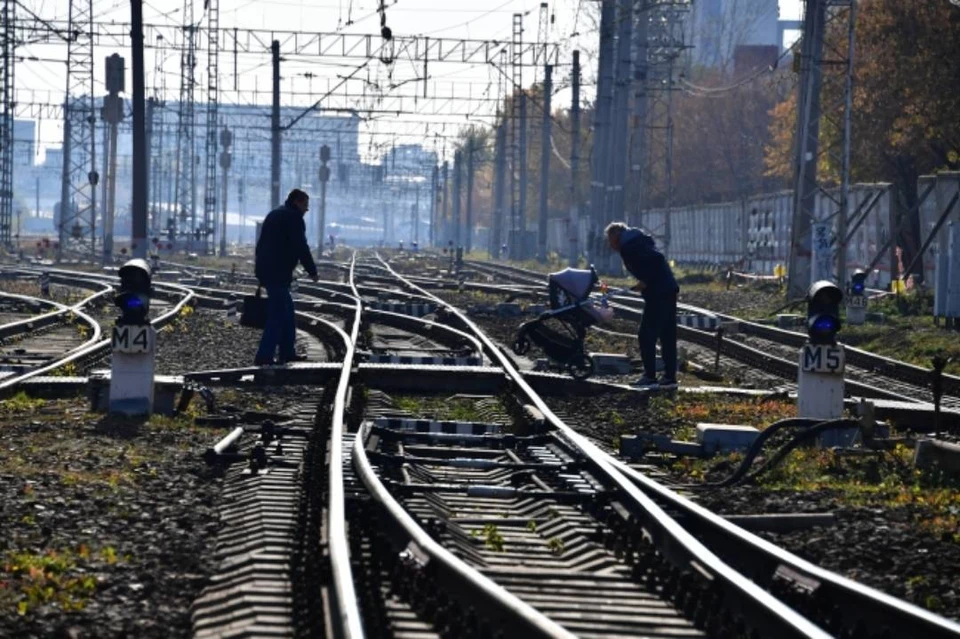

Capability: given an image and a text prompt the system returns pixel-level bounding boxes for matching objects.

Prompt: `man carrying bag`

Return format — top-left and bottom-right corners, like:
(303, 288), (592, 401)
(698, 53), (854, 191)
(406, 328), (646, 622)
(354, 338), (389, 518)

(252, 189), (319, 366)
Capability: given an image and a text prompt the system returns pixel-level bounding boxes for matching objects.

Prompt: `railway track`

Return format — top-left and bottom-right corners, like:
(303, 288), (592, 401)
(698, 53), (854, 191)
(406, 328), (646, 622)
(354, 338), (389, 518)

(460, 259), (960, 410)
(0, 268), (195, 396)
(13, 257), (956, 635)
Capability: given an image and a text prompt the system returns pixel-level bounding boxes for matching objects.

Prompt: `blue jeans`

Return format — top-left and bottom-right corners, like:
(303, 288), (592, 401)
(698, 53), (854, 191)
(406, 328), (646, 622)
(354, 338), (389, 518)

(256, 285), (296, 362)
(638, 291), (678, 379)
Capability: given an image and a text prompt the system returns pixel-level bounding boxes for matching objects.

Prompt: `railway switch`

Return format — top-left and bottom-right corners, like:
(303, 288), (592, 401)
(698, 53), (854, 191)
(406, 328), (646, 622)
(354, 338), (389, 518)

(109, 258), (157, 416)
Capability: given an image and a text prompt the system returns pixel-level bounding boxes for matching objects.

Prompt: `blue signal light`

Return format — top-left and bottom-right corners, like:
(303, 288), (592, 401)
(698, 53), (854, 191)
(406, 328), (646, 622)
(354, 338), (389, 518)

(851, 282), (865, 295)
(119, 295), (144, 310)
(812, 315), (840, 334)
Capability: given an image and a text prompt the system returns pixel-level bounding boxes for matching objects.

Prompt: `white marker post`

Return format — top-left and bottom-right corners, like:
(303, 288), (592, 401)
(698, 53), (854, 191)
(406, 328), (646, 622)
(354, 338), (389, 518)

(108, 259), (156, 415)
(798, 342), (845, 420)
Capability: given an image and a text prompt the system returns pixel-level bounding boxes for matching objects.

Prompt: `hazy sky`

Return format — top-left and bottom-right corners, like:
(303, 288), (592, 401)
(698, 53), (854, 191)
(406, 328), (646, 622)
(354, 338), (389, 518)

(14, 0), (805, 161)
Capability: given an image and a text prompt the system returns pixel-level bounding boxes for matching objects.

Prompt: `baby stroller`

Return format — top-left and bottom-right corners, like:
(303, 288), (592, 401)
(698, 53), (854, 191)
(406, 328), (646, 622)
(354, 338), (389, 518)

(512, 266), (614, 380)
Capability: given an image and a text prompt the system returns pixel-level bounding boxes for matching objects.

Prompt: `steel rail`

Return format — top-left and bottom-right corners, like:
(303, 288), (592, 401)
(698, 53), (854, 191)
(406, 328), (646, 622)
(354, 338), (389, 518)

(327, 254), (365, 639)
(607, 456), (960, 637)
(448, 258), (960, 635)
(349, 423), (578, 638)
(0, 281), (114, 394)
(375, 255), (830, 638)
(0, 281), (194, 395)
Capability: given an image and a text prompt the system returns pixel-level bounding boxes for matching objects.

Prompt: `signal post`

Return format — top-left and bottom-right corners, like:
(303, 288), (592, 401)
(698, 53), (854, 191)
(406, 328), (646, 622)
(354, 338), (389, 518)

(109, 259), (156, 415)
(798, 281), (846, 427)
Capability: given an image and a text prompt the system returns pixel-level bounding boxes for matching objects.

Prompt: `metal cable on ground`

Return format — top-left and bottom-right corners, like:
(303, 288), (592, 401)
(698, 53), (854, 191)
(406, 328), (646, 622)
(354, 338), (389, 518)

(685, 418), (860, 488)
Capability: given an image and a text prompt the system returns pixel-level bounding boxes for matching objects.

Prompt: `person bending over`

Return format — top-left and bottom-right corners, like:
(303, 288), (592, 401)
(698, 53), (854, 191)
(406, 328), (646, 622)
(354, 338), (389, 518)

(605, 222), (679, 389)
(254, 189), (319, 366)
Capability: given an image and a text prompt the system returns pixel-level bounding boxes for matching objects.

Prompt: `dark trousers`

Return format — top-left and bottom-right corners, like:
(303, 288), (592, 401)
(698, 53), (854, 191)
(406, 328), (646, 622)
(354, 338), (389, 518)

(256, 285), (296, 362)
(638, 292), (677, 379)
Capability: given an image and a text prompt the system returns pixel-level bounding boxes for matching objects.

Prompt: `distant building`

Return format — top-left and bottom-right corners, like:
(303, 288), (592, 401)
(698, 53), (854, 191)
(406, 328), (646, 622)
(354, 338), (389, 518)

(687, 0), (780, 72)
(13, 120), (35, 166)
(43, 147), (63, 170)
(381, 144), (438, 178)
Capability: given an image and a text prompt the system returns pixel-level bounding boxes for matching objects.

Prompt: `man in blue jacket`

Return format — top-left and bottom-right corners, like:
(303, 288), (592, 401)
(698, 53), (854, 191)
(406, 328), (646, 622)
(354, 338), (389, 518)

(606, 222), (679, 389)
(254, 189), (319, 365)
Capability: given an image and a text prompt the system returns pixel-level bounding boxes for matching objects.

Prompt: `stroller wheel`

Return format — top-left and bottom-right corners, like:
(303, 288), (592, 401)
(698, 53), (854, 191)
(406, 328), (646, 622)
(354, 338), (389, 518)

(567, 352), (595, 380)
(513, 335), (531, 356)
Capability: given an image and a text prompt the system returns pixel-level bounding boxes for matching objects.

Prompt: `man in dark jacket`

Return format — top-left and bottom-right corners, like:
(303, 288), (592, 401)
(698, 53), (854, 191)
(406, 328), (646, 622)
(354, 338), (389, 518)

(254, 189), (319, 365)
(606, 222), (680, 389)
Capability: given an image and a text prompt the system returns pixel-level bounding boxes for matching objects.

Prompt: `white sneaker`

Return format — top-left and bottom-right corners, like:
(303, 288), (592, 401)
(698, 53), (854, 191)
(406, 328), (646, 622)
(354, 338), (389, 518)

(631, 376), (659, 389)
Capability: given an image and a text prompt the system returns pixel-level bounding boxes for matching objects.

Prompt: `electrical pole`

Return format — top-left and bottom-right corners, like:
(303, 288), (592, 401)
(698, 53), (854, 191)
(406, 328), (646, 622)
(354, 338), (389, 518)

(318, 144), (330, 256)
(492, 120), (507, 258)
(146, 97), (156, 234)
(202, 0), (221, 255)
(589, 0), (616, 266)
(102, 54), (124, 265)
(441, 160), (449, 246)
(130, 0), (147, 259)
(465, 140), (475, 253)
(219, 127), (232, 256)
(788, 0), (827, 296)
(174, 0), (196, 245)
(605, 0), (634, 272)
(453, 150), (462, 248)
(0, 0), (13, 248)
(538, 63), (552, 263)
(518, 93), (529, 259)
(630, 4), (648, 229)
(270, 40), (281, 209)
(568, 51), (581, 267)
(430, 164), (438, 247)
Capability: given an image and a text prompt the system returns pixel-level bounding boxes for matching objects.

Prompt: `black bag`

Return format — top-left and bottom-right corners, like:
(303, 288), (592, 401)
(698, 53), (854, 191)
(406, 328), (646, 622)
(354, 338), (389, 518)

(240, 287), (268, 329)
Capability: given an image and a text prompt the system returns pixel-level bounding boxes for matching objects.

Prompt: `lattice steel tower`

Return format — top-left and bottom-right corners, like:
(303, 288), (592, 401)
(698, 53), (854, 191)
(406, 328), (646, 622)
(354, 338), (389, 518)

(634, 0), (690, 257)
(201, 0), (220, 254)
(174, 0), (197, 242)
(509, 13), (524, 259)
(57, 0), (98, 259)
(0, 0), (14, 247)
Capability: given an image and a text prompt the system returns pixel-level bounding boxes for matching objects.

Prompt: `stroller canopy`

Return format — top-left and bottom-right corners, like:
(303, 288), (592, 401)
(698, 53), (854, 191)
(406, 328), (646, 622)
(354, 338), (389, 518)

(548, 267), (597, 302)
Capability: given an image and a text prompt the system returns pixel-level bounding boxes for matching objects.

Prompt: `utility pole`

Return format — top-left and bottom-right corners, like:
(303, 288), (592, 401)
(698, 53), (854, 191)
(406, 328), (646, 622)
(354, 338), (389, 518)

(465, 140), (475, 253)
(102, 54), (124, 265)
(568, 51), (581, 267)
(174, 0), (196, 244)
(538, 64), (552, 263)
(492, 120), (507, 258)
(604, 0), (634, 272)
(130, 0), (147, 259)
(518, 93), (528, 259)
(453, 150), (462, 248)
(270, 40), (281, 209)
(219, 127), (232, 256)
(589, 0), (616, 266)
(0, 0), (13, 247)
(237, 175), (245, 245)
(146, 97), (156, 234)
(202, 0), (221, 254)
(412, 185), (420, 245)
(318, 144), (330, 256)
(441, 160), (449, 246)
(788, 0), (827, 296)
(630, 5), (648, 228)
(429, 164), (438, 247)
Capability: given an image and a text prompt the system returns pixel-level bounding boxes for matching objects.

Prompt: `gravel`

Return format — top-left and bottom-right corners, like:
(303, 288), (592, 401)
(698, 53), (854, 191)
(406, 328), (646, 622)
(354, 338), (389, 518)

(0, 401), (227, 638)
